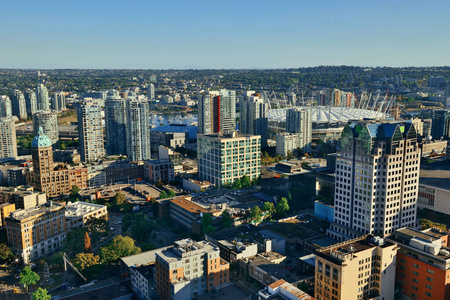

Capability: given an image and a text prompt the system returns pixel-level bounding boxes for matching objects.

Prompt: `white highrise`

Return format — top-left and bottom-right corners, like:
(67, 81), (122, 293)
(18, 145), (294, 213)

(10, 90), (27, 119)
(25, 89), (38, 116)
(147, 83), (155, 101)
(240, 93), (268, 147)
(126, 98), (151, 161)
(52, 92), (66, 112)
(0, 117), (17, 158)
(328, 121), (421, 241)
(0, 96), (12, 118)
(77, 99), (105, 162)
(286, 107), (312, 153)
(37, 84), (50, 111)
(197, 90), (236, 134)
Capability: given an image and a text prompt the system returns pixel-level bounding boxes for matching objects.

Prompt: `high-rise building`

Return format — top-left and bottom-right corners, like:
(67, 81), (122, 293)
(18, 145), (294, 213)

(0, 95), (12, 118)
(5, 202), (66, 264)
(197, 132), (261, 187)
(126, 99), (150, 161)
(24, 89), (38, 116)
(314, 234), (397, 300)
(33, 110), (59, 146)
(36, 84), (50, 111)
(276, 132), (298, 157)
(387, 227), (450, 300)
(77, 100), (105, 162)
(0, 117), (18, 159)
(240, 93), (268, 147)
(147, 83), (155, 101)
(328, 121), (420, 241)
(52, 91), (66, 112)
(105, 97), (127, 155)
(286, 108), (312, 153)
(198, 90), (236, 134)
(10, 90), (27, 119)
(155, 239), (230, 300)
(431, 110), (450, 140)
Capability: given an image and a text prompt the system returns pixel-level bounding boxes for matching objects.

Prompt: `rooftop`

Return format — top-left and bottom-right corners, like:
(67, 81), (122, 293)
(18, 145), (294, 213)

(8, 202), (64, 221)
(265, 279), (315, 300)
(195, 283), (249, 300)
(121, 246), (173, 268)
(419, 160), (450, 190)
(170, 197), (208, 214)
(65, 201), (106, 218)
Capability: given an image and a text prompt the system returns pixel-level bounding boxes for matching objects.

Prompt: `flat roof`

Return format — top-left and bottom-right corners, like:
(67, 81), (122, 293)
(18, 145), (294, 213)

(8, 203), (64, 221)
(121, 246), (173, 268)
(268, 279), (315, 300)
(170, 197), (208, 214)
(419, 160), (450, 190)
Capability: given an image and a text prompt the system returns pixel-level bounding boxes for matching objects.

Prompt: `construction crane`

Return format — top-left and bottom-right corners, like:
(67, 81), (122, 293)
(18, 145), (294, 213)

(63, 253), (87, 282)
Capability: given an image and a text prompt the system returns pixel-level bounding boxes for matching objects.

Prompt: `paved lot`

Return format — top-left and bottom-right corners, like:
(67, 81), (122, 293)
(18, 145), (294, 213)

(55, 282), (131, 300)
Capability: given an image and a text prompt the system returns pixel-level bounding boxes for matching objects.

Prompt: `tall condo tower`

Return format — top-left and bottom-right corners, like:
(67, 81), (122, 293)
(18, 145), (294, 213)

(240, 93), (268, 147)
(77, 100), (105, 162)
(286, 107), (312, 153)
(37, 84), (50, 111)
(126, 98), (150, 161)
(105, 97), (127, 155)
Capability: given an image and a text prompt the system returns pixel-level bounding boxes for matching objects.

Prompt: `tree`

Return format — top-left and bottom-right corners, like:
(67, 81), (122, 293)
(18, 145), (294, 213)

(20, 266), (40, 293)
(201, 213), (215, 234)
(250, 206), (262, 223)
(220, 211), (233, 229)
(159, 191), (168, 199)
(70, 185), (80, 202)
(262, 202), (275, 215)
(232, 178), (242, 189)
(168, 189), (176, 197)
(276, 197), (290, 218)
(0, 243), (13, 261)
(74, 253), (100, 270)
(84, 232), (92, 252)
(85, 218), (108, 234)
(100, 235), (141, 264)
(241, 175), (251, 188)
(114, 192), (126, 205)
(33, 287), (51, 300)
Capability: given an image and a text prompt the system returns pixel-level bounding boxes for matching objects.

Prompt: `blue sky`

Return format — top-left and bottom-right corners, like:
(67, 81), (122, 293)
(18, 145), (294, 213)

(1, 0), (449, 69)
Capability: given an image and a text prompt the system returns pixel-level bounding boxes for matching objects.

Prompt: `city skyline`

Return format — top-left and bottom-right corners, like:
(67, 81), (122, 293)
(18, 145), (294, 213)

(1, 0), (450, 69)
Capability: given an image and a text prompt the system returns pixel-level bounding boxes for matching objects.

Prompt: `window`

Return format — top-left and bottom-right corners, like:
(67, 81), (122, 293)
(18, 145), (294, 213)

(426, 277), (433, 282)
(425, 292), (432, 297)
(426, 284), (432, 290)
(427, 269), (434, 274)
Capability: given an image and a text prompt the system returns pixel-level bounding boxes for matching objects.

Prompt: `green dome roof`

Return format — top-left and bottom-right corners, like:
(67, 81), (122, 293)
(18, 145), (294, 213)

(32, 126), (52, 148)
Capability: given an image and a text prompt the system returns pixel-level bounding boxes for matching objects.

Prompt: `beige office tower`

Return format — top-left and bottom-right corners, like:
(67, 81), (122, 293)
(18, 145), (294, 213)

(0, 117), (17, 159)
(315, 235), (397, 300)
(328, 121), (420, 241)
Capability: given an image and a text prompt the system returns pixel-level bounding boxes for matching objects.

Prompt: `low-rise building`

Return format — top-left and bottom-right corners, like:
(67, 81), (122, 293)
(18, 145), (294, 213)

(144, 159), (175, 184)
(259, 279), (315, 300)
(155, 238), (230, 300)
(0, 186), (47, 209)
(182, 178), (214, 192)
(418, 160), (450, 216)
(5, 201), (66, 264)
(65, 201), (108, 229)
(314, 235), (397, 300)
(387, 227), (450, 300)
(169, 196), (208, 231)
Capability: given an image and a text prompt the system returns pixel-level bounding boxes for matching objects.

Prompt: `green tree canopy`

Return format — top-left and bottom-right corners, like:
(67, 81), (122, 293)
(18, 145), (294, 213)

(250, 206), (262, 223)
(232, 178), (242, 189)
(20, 266), (40, 293)
(70, 185), (80, 202)
(100, 235), (141, 264)
(74, 253), (100, 270)
(241, 175), (251, 188)
(159, 191), (168, 199)
(276, 197), (290, 218)
(33, 287), (51, 300)
(114, 192), (126, 205)
(168, 189), (176, 197)
(201, 213), (215, 234)
(262, 202), (275, 214)
(0, 243), (13, 261)
(220, 211), (233, 229)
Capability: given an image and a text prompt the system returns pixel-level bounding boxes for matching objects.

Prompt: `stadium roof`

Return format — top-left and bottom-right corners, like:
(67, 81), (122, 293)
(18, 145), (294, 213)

(267, 106), (390, 124)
